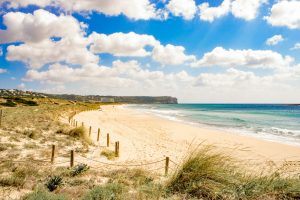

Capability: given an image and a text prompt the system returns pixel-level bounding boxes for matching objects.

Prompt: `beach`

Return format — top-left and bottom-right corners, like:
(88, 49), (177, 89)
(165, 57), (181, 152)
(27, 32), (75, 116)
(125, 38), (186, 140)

(73, 105), (300, 170)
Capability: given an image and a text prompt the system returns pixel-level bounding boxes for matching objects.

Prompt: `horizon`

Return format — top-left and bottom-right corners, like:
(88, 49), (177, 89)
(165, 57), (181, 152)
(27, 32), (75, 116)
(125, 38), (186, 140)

(0, 0), (300, 103)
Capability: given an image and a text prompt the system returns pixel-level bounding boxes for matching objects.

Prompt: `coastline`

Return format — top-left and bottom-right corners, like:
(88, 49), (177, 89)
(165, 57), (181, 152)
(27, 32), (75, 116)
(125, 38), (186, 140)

(74, 105), (300, 168)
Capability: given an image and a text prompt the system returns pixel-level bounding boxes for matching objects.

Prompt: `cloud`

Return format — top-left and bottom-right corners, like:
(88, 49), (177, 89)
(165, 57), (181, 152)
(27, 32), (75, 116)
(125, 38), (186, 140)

(0, 0), (52, 8)
(89, 32), (159, 57)
(266, 35), (284, 46)
(264, 0), (300, 29)
(0, 0), (160, 20)
(198, 0), (231, 22)
(191, 47), (293, 69)
(167, 0), (197, 20)
(291, 43), (300, 50)
(6, 36), (98, 69)
(0, 9), (84, 44)
(0, 68), (7, 74)
(17, 83), (26, 90)
(198, 0), (267, 22)
(152, 44), (196, 65)
(231, 0), (267, 21)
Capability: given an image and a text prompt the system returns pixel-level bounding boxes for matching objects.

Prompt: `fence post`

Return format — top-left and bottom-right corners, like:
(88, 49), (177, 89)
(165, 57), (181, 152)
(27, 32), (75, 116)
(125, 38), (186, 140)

(107, 133), (110, 147)
(115, 141), (119, 157)
(89, 126), (91, 137)
(165, 157), (169, 176)
(0, 110), (2, 127)
(70, 150), (74, 167)
(51, 145), (55, 164)
(97, 128), (100, 142)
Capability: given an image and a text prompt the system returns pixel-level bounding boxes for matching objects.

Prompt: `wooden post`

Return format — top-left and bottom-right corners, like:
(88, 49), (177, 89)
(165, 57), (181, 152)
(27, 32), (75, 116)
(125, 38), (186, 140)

(107, 133), (110, 147)
(165, 157), (169, 176)
(97, 128), (100, 142)
(115, 141), (119, 157)
(0, 110), (2, 127)
(51, 145), (55, 164)
(89, 126), (91, 137)
(70, 150), (74, 167)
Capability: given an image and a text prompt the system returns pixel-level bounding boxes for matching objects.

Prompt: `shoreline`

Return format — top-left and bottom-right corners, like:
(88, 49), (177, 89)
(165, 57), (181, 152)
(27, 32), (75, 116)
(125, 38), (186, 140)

(73, 105), (300, 168)
(124, 104), (300, 148)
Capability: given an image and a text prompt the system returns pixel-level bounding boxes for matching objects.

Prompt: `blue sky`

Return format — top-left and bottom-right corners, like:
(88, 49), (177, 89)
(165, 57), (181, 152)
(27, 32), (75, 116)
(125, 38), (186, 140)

(0, 0), (300, 103)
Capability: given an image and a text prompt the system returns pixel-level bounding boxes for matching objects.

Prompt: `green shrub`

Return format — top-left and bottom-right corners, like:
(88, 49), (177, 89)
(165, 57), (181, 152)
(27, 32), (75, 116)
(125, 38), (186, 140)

(23, 188), (67, 200)
(81, 183), (126, 200)
(70, 163), (89, 177)
(0, 99), (17, 107)
(46, 176), (63, 192)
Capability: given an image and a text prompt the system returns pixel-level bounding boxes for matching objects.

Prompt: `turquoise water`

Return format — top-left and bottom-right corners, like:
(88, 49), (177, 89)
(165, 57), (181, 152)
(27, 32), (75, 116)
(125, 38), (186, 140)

(128, 104), (300, 146)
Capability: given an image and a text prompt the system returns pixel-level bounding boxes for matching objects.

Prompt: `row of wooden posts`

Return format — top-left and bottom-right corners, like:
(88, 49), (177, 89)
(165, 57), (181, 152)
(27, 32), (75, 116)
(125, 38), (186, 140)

(66, 110), (170, 175)
(50, 144), (170, 175)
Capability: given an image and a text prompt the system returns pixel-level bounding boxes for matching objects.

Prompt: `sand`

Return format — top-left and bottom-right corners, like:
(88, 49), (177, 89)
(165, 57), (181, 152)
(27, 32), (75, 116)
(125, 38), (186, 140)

(73, 105), (300, 171)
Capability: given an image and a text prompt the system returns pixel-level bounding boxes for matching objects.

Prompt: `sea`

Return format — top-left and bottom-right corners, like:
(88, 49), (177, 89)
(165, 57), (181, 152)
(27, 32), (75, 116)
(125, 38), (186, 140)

(126, 104), (300, 147)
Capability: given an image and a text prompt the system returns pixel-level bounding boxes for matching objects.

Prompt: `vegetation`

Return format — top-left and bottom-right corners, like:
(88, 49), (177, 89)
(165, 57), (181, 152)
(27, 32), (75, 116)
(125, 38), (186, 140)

(70, 164), (89, 177)
(46, 176), (63, 192)
(166, 146), (300, 200)
(101, 149), (116, 160)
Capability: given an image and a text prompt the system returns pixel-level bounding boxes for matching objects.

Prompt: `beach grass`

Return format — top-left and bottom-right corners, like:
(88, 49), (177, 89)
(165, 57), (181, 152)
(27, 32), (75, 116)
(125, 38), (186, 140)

(166, 146), (300, 200)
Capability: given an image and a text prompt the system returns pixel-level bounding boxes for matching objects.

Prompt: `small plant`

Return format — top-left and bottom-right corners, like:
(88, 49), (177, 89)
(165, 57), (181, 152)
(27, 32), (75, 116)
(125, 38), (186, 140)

(70, 163), (89, 177)
(45, 176), (63, 192)
(101, 149), (115, 160)
(81, 183), (126, 200)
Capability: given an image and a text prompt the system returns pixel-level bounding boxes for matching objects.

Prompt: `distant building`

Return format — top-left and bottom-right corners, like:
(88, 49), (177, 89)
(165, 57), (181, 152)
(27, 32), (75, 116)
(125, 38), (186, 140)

(100, 97), (115, 103)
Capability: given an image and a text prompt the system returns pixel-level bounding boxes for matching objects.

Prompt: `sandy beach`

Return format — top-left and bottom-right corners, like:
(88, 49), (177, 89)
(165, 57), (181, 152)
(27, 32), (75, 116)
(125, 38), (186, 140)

(73, 105), (300, 170)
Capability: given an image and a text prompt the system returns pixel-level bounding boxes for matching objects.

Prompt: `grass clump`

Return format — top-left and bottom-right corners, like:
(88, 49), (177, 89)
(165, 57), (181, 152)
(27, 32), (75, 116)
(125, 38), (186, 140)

(81, 183), (126, 200)
(70, 163), (89, 177)
(101, 149), (116, 160)
(23, 188), (67, 200)
(46, 176), (63, 192)
(166, 146), (300, 200)
(68, 127), (92, 145)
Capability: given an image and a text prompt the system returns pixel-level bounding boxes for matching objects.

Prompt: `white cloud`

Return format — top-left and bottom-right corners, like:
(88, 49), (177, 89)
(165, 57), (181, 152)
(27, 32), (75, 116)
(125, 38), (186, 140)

(191, 47), (293, 69)
(264, 0), (300, 29)
(167, 0), (197, 20)
(6, 36), (98, 69)
(291, 43), (300, 50)
(0, 9), (84, 44)
(17, 83), (26, 90)
(152, 44), (196, 65)
(0, 0), (160, 20)
(198, 0), (231, 22)
(266, 35), (284, 46)
(0, 0), (51, 8)
(89, 32), (159, 57)
(0, 68), (7, 74)
(198, 0), (266, 22)
(231, 0), (267, 21)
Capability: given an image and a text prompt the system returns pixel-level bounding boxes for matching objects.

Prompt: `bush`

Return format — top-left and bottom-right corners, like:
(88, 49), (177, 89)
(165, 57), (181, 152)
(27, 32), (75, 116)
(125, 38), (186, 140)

(81, 183), (126, 200)
(46, 176), (63, 192)
(0, 99), (17, 107)
(70, 163), (89, 177)
(23, 188), (67, 200)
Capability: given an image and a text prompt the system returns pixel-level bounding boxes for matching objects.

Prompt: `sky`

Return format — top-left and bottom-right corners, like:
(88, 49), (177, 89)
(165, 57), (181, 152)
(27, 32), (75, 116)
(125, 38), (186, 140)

(0, 0), (300, 103)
